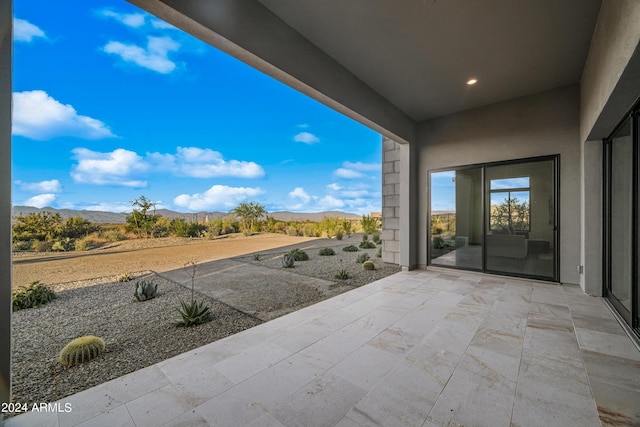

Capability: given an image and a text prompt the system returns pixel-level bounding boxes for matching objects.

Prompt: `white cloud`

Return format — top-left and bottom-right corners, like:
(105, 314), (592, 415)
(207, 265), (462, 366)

(151, 19), (177, 30)
(16, 179), (62, 193)
(333, 161), (380, 179)
(288, 187), (311, 203)
(14, 18), (46, 42)
(296, 123), (309, 129)
(293, 132), (319, 144)
(319, 195), (345, 209)
(82, 202), (132, 213)
(99, 9), (146, 28)
(71, 148), (149, 187)
(334, 168), (364, 179)
(150, 147), (264, 178)
(12, 90), (116, 140)
(23, 194), (56, 208)
(103, 36), (180, 74)
(343, 161), (381, 171)
(174, 185), (264, 211)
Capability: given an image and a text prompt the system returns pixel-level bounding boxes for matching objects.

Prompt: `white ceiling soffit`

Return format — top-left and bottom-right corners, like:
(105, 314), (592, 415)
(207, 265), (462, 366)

(258, 0), (602, 122)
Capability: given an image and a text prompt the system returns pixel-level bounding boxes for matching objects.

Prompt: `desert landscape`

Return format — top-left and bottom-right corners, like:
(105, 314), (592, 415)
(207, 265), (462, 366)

(9, 232), (400, 415)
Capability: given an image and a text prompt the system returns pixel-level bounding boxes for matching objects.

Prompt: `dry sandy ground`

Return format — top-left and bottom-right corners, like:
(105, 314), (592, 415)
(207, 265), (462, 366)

(12, 233), (317, 288)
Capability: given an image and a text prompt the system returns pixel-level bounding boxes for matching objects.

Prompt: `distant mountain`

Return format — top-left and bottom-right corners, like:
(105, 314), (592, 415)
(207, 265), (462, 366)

(11, 206), (362, 224)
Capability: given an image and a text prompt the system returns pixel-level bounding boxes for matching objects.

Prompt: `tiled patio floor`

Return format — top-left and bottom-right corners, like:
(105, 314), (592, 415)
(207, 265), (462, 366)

(6, 269), (640, 426)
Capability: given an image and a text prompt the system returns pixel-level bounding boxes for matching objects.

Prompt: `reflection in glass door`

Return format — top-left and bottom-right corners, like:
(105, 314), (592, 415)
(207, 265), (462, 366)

(485, 159), (556, 280)
(430, 168), (483, 270)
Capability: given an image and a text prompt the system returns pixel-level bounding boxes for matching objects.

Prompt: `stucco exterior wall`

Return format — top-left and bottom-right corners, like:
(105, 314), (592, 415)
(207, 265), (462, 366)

(417, 85), (582, 285)
(382, 137), (400, 265)
(1, 0), (11, 409)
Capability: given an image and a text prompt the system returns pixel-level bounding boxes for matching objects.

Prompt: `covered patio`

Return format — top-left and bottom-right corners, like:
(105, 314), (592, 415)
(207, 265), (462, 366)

(7, 269), (639, 426)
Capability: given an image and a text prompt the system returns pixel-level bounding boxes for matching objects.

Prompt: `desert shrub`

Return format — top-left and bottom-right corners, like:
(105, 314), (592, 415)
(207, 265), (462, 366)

(75, 236), (99, 251)
(253, 254), (262, 261)
(52, 238), (74, 252)
(60, 217), (99, 239)
(335, 230), (343, 240)
(286, 226), (299, 237)
(282, 254), (295, 268)
(243, 229), (252, 237)
(356, 253), (371, 263)
(362, 234), (369, 242)
(12, 281), (57, 311)
(118, 272), (134, 282)
(372, 232), (380, 243)
(432, 236), (445, 249)
(302, 224), (316, 237)
(318, 248), (335, 256)
(175, 300), (212, 327)
(12, 240), (32, 251)
(343, 245), (359, 252)
(335, 269), (349, 280)
(362, 260), (376, 270)
(288, 248), (309, 261)
(361, 214), (380, 234)
(376, 246), (382, 257)
(59, 336), (105, 367)
(102, 228), (126, 242)
(32, 240), (53, 252)
(359, 241), (376, 249)
(133, 280), (158, 301)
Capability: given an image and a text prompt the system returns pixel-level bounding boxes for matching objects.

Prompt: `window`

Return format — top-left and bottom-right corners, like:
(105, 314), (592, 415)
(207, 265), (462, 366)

(489, 177), (531, 233)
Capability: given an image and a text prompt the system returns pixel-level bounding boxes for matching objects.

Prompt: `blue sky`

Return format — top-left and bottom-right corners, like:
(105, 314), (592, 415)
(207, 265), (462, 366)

(12, 0), (382, 215)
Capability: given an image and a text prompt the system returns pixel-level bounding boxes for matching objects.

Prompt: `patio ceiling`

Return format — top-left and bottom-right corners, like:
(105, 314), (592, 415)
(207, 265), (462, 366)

(129, 0), (601, 141)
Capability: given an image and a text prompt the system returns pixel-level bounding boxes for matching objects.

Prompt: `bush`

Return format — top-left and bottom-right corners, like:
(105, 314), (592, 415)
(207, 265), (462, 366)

(286, 226), (299, 237)
(175, 300), (212, 327)
(362, 234), (369, 242)
(52, 238), (74, 252)
(102, 228), (126, 242)
(59, 336), (105, 367)
(376, 246), (382, 257)
(75, 236), (99, 251)
(133, 280), (158, 302)
(362, 260), (376, 270)
(32, 240), (54, 252)
(372, 232), (380, 243)
(343, 245), (359, 252)
(318, 248), (335, 256)
(359, 241), (376, 249)
(356, 253), (371, 263)
(118, 272), (134, 282)
(12, 281), (57, 311)
(12, 240), (32, 251)
(335, 230), (343, 240)
(335, 269), (349, 280)
(288, 248), (309, 261)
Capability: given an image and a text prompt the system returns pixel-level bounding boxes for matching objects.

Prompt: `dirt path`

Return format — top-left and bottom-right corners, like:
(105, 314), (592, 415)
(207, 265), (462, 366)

(12, 234), (317, 288)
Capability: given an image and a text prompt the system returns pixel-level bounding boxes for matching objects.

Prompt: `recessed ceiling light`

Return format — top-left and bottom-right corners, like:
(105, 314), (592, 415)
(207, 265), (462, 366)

(467, 78), (478, 85)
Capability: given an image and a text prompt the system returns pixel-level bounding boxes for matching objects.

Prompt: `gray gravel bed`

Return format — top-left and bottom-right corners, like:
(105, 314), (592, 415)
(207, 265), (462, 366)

(9, 273), (261, 416)
(238, 243), (401, 288)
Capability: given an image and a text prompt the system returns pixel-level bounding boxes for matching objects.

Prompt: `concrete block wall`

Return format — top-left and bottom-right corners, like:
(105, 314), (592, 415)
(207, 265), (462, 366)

(382, 136), (401, 265)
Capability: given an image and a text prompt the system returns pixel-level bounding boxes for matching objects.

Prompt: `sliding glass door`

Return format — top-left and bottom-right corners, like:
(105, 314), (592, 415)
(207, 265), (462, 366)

(429, 156), (558, 281)
(604, 111), (639, 335)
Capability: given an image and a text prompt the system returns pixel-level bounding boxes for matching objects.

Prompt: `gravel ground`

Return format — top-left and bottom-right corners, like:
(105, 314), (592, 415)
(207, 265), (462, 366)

(9, 272), (261, 416)
(7, 235), (401, 418)
(237, 241), (400, 289)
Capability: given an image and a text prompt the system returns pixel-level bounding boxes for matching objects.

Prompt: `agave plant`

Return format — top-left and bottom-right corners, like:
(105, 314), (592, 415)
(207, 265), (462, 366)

(335, 269), (350, 280)
(282, 254), (295, 268)
(175, 300), (212, 327)
(133, 280), (158, 301)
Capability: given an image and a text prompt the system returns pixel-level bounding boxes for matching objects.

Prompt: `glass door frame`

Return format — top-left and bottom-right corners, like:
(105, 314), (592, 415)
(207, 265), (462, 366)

(603, 105), (639, 333)
(428, 155), (560, 282)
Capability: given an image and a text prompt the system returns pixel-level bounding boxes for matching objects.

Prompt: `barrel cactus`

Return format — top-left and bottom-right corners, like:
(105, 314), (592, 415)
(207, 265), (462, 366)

(134, 280), (158, 301)
(362, 260), (376, 270)
(59, 336), (105, 367)
(282, 254), (295, 268)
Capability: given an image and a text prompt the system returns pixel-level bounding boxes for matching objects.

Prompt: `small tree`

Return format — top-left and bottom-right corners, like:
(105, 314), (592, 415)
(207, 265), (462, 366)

(360, 214), (380, 234)
(231, 202), (267, 234)
(126, 196), (162, 238)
